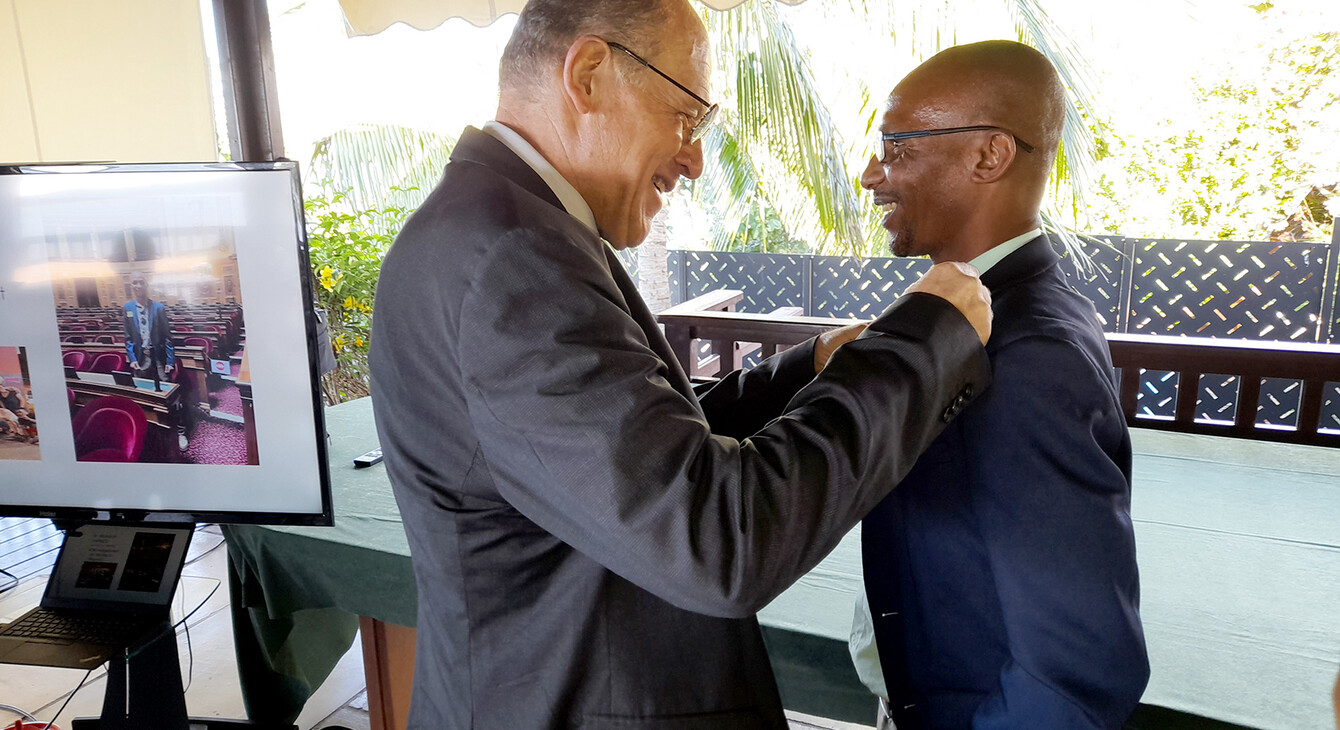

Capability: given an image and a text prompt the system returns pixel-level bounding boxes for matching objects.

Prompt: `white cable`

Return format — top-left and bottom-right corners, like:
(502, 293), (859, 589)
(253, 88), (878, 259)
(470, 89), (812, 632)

(0, 703), (40, 723)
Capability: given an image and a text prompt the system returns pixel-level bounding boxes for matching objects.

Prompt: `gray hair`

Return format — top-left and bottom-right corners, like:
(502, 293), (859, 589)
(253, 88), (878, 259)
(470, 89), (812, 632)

(499, 0), (675, 90)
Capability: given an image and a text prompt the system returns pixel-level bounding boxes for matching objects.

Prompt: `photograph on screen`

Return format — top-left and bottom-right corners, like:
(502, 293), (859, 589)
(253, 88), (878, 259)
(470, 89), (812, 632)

(117, 531), (176, 592)
(0, 346), (40, 461)
(50, 226), (259, 465)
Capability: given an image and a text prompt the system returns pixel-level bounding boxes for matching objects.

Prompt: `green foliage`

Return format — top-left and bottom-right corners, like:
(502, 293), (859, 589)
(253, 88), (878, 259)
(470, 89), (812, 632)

(308, 124), (455, 231)
(714, 200), (810, 254)
(301, 124), (455, 401)
(1090, 22), (1338, 242)
(304, 185), (410, 402)
(695, 0), (864, 254)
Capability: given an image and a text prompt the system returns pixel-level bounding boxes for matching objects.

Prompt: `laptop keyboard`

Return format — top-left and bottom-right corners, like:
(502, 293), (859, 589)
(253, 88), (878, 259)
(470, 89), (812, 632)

(2, 609), (154, 645)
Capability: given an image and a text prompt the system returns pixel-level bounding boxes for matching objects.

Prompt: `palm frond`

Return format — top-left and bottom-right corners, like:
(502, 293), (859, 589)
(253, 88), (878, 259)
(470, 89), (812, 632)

(692, 125), (766, 250)
(308, 123), (456, 216)
(1010, 0), (1103, 265)
(704, 0), (866, 254)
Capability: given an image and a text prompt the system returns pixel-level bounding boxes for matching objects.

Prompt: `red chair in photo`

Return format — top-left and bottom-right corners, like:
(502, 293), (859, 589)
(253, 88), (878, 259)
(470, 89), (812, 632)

(72, 396), (147, 462)
(183, 336), (213, 359)
(63, 351), (88, 371)
(62, 336), (85, 344)
(88, 352), (128, 374)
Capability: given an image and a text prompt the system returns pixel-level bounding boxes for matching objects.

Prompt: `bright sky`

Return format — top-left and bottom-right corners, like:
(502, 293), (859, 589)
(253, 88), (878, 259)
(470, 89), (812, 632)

(262, 0), (1339, 240)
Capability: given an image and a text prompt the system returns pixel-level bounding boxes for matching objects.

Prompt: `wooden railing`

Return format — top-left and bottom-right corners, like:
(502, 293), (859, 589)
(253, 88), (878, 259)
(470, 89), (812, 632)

(1107, 333), (1340, 446)
(659, 304), (1340, 447)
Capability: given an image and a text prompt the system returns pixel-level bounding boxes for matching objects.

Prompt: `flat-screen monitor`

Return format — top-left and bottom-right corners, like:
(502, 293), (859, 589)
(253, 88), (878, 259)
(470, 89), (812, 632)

(0, 162), (332, 525)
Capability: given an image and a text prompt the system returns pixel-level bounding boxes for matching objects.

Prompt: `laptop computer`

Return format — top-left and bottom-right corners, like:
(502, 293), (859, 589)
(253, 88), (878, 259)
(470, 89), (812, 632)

(0, 524), (192, 669)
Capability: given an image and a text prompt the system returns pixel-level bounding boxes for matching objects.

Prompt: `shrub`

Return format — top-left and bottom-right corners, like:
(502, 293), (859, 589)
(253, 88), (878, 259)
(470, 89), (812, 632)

(305, 185), (410, 403)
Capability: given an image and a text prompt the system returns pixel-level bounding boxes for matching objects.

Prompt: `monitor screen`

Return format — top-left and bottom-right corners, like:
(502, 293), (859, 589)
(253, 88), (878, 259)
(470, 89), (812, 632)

(0, 162), (332, 525)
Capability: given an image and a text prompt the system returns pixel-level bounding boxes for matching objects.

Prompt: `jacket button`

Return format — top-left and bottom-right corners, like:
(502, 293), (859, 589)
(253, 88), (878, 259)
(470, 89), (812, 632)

(962, 384), (974, 399)
(942, 406), (955, 423)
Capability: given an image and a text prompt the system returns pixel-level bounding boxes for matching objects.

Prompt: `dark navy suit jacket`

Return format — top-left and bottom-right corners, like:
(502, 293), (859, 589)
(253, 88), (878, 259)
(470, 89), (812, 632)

(862, 236), (1150, 729)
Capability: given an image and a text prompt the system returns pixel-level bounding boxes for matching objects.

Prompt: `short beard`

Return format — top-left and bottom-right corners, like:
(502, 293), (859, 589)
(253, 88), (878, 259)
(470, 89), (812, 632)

(888, 227), (917, 258)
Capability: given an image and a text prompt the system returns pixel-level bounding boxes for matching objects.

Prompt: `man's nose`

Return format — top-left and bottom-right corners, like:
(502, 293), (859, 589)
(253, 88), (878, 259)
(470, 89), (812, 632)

(678, 137), (705, 181)
(859, 156), (884, 190)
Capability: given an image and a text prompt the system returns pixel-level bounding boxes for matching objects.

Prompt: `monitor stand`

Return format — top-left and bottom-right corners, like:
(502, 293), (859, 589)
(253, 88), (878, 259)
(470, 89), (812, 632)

(51, 521), (297, 730)
(70, 621), (294, 730)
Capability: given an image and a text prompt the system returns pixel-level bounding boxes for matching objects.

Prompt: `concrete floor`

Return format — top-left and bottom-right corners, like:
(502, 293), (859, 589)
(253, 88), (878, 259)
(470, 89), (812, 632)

(0, 523), (368, 729)
(0, 521), (866, 730)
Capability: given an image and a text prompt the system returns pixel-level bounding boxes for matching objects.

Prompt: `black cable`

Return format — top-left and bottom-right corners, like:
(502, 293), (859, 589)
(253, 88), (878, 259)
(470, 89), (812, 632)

(0, 567), (18, 595)
(44, 666), (95, 728)
(183, 535), (226, 567)
(183, 523), (225, 568)
(123, 578), (220, 662)
(182, 604), (195, 693)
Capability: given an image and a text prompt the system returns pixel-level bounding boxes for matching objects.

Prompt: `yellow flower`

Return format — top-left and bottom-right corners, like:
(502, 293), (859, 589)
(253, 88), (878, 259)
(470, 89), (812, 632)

(320, 266), (333, 278)
(343, 296), (358, 310)
(334, 334), (346, 351)
(354, 336), (365, 348)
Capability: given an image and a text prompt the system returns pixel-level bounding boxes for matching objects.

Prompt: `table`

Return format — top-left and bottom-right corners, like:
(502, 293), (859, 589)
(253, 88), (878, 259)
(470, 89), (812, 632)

(224, 397), (1340, 730)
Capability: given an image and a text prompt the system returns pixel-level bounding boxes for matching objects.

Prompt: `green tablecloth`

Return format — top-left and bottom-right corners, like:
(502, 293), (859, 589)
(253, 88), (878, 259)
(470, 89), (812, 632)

(224, 397), (414, 723)
(224, 397), (1340, 729)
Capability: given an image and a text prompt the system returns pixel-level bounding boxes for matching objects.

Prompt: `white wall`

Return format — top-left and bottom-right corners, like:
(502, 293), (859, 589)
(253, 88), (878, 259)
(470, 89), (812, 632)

(0, 0), (216, 163)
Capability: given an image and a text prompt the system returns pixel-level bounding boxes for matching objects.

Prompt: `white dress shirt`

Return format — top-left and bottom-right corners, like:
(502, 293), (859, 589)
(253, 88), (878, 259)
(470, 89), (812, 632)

(482, 120), (599, 237)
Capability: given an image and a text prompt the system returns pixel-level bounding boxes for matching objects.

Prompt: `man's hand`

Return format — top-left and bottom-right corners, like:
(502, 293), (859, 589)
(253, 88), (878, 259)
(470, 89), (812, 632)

(905, 262), (992, 345)
(814, 323), (867, 372)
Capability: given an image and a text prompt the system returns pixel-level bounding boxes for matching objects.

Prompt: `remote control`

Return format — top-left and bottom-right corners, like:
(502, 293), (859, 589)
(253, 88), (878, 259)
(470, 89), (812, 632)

(354, 447), (384, 468)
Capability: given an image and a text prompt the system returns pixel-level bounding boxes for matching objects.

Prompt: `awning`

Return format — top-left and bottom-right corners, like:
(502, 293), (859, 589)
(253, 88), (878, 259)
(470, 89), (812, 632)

(338, 0), (809, 36)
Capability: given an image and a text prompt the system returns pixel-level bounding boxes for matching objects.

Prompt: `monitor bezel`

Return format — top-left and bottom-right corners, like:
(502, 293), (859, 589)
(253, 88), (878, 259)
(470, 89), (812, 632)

(0, 160), (334, 527)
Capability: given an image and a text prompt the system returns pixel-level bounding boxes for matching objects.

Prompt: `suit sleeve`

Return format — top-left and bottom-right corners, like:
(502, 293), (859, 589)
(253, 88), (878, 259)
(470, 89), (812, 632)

(160, 305), (175, 367)
(962, 336), (1149, 729)
(692, 339), (819, 440)
(123, 305), (137, 365)
(457, 227), (991, 618)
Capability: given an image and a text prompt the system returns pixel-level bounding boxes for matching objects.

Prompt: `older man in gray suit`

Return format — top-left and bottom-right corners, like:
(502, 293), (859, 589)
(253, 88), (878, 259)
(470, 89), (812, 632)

(370, 0), (993, 727)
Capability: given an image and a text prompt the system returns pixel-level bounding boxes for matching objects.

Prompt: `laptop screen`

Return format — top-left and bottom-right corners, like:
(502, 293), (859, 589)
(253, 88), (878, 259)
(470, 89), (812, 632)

(43, 524), (192, 611)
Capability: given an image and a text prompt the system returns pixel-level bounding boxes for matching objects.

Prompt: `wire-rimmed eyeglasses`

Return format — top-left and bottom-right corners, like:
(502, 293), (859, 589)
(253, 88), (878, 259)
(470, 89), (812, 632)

(604, 40), (719, 144)
(870, 126), (1035, 162)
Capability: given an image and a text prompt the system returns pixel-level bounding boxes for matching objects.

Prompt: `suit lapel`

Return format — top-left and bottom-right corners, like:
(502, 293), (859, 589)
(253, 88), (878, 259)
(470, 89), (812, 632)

(449, 127), (564, 213)
(451, 127), (697, 403)
(602, 248), (698, 403)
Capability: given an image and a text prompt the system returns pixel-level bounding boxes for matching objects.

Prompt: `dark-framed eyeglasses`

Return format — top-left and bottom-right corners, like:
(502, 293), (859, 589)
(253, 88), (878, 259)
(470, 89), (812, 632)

(870, 125), (1035, 162)
(604, 40), (720, 144)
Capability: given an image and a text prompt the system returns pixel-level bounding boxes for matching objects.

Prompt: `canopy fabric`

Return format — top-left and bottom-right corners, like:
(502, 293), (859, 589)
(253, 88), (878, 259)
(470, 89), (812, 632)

(338, 0), (809, 36)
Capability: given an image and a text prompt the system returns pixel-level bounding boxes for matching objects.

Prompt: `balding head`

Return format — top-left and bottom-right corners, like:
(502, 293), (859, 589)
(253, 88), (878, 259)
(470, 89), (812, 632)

(896, 40), (1065, 182)
(861, 40), (1066, 263)
(500, 0), (678, 93)
(494, 0), (712, 247)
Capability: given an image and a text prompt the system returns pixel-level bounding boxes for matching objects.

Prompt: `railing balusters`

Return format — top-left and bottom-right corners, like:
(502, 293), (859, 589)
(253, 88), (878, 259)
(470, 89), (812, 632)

(658, 303), (1340, 447)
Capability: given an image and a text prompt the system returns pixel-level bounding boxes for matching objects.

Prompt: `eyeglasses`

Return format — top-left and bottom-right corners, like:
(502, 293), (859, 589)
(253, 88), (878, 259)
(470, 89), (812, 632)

(870, 125), (1035, 162)
(604, 40), (720, 144)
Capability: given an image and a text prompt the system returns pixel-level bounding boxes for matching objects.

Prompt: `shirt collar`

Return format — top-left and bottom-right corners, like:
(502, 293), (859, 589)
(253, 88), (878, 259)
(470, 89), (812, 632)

(968, 227), (1043, 275)
(482, 121), (599, 236)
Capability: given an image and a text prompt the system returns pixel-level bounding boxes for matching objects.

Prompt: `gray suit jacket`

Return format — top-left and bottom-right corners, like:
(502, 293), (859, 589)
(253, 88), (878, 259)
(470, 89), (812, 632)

(369, 127), (990, 729)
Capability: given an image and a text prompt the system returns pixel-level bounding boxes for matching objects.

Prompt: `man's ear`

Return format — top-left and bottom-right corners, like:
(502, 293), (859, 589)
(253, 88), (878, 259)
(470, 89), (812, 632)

(971, 132), (1017, 184)
(562, 36), (614, 115)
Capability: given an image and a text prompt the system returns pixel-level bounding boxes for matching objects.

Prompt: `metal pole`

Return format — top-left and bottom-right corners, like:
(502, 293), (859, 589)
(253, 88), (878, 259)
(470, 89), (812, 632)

(212, 0), (285, 162)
